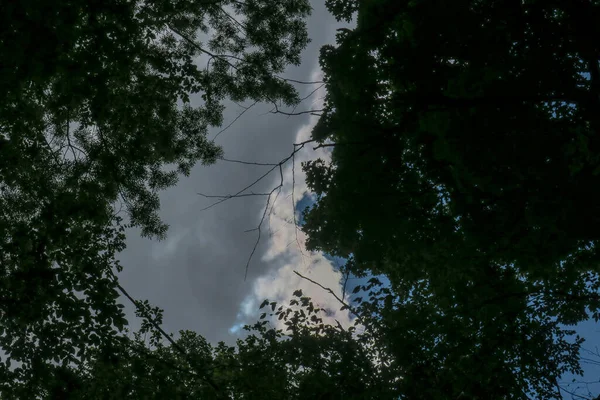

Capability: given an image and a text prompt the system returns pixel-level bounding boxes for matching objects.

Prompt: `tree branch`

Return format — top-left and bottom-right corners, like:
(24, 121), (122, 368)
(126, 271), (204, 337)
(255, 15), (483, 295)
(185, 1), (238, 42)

(218, 157), (279, 166)
(291, 144), (306, 261)
(212, 101), (257, 142)
(113, 280), (222, 396)
(293, 270), (364, 325)
(288, 83), (325, 117)
(244, 164), (283, 280)
(198, 140), (314, 211)
(198, 192), (272, 199)
(269, 102), (324, 117)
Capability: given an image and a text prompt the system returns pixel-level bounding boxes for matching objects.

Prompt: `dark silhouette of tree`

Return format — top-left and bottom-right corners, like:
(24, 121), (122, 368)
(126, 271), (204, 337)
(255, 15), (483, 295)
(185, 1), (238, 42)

(17, 268), (600, 399)
(10, 0), (600, 398)
(301, 0), (600, 398)
(35, 291), (393, 400)
(0, 0), (311, 396)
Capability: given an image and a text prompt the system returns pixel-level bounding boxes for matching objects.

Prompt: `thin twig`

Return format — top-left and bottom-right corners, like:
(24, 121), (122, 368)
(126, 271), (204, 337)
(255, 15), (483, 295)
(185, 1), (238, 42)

(268, 185), (283, 237)
(291, 144), (307, 263)
(269, 103), (324, 116)
(232, 101), (253, 111)
(218, 157), (278, 166)
(200, 139), (318, 278)
(198, 192), (271, 199)
(244, 164), (283, 281)
(312, 141), (369, 150)
(113, 281), (222, 395)
(216, 5), (248, 36)
(240, 141), (315, 278)
(198, 164), (280, 211)
(42, 133), (64, 168)
(556, 378), (565, 400)
(557, 384), (591, 400)
(199, 140), (314, 211)
(293, 270), (363, 324)
(275, 76), (324, 85)
(289, 84), (325, 117)
(212, 101), (257, 142)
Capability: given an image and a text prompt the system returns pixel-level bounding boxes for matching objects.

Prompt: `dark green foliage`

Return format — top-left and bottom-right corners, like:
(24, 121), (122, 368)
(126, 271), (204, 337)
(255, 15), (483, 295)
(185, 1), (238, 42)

(51, 296), (391, 400)
(10, 0), (600, 397)
(302, 0), (600, 397)
(0, 0), (310, 396)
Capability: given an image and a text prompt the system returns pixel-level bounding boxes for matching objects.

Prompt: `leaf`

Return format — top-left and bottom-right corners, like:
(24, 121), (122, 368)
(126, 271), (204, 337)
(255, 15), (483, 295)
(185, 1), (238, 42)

(367, 278), (381, 286)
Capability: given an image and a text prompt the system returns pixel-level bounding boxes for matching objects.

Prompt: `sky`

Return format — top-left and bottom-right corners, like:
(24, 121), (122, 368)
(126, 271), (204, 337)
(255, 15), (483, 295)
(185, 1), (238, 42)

(116, 0), (356, 345)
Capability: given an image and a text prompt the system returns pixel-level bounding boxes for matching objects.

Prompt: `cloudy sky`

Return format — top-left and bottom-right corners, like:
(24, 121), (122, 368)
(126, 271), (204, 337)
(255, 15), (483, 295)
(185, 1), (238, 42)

(117, 1), (356, 345)
(113, 2), (600, 395)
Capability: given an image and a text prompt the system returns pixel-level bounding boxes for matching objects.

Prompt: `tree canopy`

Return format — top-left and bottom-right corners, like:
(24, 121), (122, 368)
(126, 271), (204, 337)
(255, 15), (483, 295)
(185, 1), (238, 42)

(50, 294), (391, 400)
(0, 0), (310, 396)
(302, 0), (600, 397)
(5, 0), (600, 399)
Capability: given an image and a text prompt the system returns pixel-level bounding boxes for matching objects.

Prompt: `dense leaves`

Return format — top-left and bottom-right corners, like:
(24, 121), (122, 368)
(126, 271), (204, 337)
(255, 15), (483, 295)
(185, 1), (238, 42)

(12, 279), (598, 399)
(8, 0), (600, 398)
(0, 0), (310, 396)
(302, 0), (600, 398)
(42, 295), (390, 400)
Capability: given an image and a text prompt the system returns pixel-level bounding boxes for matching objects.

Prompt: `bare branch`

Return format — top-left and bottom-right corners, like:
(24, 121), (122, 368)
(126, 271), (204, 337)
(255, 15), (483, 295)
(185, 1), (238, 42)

(289, 83), (325, 117)
(313, 142), (337, 150)
(216, 5), (248, 36)
(293, 270), (364, 324)
(114, 281), (222, 395)
(275, 76), (324, 85)
(198, 163), (281, 211)
(199, 139), (318, 277)
(294, 138), (318, 147)
(232, 101), (254, 111)
(557, 384), (592, 400)
(198, 192), (271, 199)
(244, 164), (284, 280)
(269, 102), (324, 117)
(241, 141), (314, 278)
(212, 101), (257, 142)
(268, 184), (283, 237)
(199, 139), (314, 211)
(218, 157), (278, 166)
(556, 378), (565, 400)
(291, 144), (307, 262)
(312, 141), (368, 150)
(42, 132), (64, 168)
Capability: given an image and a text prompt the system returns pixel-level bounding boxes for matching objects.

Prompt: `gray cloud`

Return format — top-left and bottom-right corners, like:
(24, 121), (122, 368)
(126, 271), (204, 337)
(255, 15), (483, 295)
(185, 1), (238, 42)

(117, 0), (345, 344)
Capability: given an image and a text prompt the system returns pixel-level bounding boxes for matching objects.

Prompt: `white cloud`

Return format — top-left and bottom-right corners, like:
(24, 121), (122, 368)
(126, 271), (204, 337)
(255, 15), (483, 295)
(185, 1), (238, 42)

(231, 67), (356, 334)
